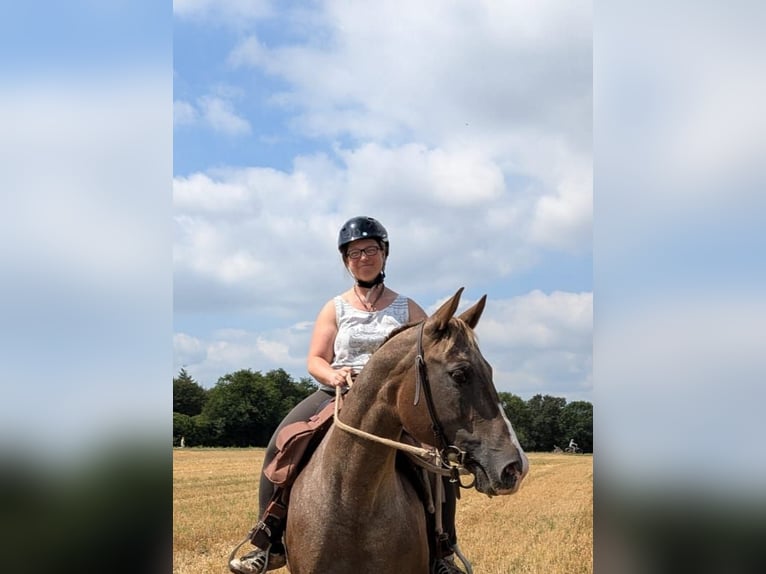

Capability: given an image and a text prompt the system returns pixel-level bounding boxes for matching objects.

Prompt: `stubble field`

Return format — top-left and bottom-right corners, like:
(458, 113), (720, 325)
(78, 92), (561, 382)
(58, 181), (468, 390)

(173, 449), (592, 574)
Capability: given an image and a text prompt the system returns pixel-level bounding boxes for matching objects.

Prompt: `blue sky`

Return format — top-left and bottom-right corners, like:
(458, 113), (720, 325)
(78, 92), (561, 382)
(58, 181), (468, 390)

(172, 1), (595, 402)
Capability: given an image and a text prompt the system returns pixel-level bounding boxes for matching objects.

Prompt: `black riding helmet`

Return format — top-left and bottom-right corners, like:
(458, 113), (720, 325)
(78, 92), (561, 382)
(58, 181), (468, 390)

(337, 216), (390, 256)
(338, 216), (389, 288)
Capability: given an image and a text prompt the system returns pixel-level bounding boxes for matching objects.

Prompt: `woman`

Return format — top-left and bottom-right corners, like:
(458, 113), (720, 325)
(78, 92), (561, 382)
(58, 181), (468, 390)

(229, 216), (465, 574)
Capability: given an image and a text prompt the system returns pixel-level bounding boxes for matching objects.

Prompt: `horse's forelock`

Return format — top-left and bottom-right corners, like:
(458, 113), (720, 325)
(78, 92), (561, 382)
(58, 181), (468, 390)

(445, 318), (479, 349)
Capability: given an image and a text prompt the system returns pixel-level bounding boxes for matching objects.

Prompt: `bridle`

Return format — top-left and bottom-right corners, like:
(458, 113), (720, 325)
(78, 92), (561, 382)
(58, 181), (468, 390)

(413, 322), (466, 483)
(333, 321), (472, 486)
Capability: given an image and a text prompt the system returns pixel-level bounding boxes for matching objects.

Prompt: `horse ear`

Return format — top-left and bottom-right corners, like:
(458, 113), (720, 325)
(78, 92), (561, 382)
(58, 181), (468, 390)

(426, 287), (464, 335)
(458, 294), (487, 329)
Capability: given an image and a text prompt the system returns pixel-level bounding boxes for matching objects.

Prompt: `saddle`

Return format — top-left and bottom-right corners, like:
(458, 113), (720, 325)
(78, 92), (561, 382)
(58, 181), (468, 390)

(263, 396), (339, 487)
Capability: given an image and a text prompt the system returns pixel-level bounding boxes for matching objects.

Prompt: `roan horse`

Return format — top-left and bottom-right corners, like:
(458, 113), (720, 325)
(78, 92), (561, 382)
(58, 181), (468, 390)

(284, 288), (529, 574)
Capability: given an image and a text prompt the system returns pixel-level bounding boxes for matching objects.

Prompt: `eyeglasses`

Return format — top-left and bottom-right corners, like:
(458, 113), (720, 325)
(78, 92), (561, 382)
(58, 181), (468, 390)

(346, 246), (381, 259)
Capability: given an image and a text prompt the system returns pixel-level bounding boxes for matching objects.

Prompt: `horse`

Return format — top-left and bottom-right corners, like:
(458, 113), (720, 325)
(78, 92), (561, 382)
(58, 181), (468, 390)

(284, 287), (529, 574)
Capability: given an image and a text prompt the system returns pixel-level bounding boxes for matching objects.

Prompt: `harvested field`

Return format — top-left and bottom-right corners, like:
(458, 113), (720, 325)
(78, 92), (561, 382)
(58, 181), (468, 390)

(173, 449), (592, 573)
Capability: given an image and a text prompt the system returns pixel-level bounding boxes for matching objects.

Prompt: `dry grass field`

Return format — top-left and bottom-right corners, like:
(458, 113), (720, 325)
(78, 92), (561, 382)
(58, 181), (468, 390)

(174, 449), (592, 574)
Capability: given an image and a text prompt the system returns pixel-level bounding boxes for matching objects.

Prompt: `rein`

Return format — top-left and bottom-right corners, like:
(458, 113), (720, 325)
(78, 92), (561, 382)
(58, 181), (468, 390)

(333, 385), (437, 461)
(332, 322), (471, 484)
(332, 387), (470, 482)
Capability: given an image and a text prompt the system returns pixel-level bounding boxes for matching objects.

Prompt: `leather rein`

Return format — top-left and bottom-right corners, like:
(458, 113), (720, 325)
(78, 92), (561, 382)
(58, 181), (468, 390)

(333, 322), (473, 486)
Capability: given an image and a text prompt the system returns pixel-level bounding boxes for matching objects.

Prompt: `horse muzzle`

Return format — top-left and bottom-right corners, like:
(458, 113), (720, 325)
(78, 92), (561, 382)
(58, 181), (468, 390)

(466, 449), (529, 496)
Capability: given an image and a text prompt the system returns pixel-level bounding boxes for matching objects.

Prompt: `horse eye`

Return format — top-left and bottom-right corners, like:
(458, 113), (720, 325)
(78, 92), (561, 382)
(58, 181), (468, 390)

(450, 368), (467, 384)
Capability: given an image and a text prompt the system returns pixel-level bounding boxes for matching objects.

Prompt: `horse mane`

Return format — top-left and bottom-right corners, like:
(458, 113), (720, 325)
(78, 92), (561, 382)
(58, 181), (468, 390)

(376, 315), (478, 355)
(378, 320), (422, 349)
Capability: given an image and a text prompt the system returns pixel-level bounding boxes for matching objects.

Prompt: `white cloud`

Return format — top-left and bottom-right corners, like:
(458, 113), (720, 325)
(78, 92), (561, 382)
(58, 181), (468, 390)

(174, 99), (198, 125)
(173, 142), (591, 317)
(198, 95), (251, 135)
(228, 35), (268, 68)
(475, 291), (593, 398)
(174, 325), (312, 387)
(172, 94), (251, 135)
(173, 164), (346, 313)
(220, 0), (594, 262)
(255, 337), (293, 364)
(174, 172), (256, 214)
(174, 333), (207, 366)
(338, 143), (504, 208)
(230, 0), (591, 151)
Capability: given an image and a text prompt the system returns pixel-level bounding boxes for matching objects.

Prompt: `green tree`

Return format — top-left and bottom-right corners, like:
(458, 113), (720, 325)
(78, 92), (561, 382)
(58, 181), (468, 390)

(173, 368), (207, 416)
(201, 368), (315, 446)
(173, 413), (193, 446)
(559, 400), (593, 452)
(265, 368), (317, 415)
(499, 392), (530, 448)
(189, 414), (218, 446)
(526, 394), (566, 451)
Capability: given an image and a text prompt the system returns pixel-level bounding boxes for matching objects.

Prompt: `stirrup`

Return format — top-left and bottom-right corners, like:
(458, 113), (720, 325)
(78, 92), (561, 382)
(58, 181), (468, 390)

(228, 523), (271, 566)
(451, 543), (473, 574)
(228, 531), (255, 566)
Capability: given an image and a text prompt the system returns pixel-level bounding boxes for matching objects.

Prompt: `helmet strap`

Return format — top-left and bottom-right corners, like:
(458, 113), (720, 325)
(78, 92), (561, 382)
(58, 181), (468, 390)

(356, 271), (385, 289)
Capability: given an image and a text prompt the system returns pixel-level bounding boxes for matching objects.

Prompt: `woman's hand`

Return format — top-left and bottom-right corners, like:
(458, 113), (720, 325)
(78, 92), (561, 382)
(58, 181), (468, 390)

(326, 367), (352, 387)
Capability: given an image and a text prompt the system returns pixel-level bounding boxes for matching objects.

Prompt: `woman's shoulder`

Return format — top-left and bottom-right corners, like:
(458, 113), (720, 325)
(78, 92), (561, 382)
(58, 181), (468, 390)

(402, 295), (427, 322)
(383, 288), (414, 305)
(381, 289), (426, 321)
(330, 291), (357, 317)
(316, 296), (342, 319)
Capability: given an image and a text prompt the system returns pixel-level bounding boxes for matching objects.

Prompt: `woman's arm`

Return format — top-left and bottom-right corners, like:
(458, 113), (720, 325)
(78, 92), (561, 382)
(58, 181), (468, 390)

(306, 299), (351, 387)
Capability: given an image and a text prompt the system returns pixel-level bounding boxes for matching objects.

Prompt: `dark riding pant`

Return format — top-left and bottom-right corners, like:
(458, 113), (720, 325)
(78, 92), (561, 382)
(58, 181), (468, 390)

(258, 389), (335, 515)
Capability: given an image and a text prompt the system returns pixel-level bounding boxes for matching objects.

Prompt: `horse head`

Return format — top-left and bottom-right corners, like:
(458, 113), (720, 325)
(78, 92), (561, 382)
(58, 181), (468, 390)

(397, 287), (529, 496)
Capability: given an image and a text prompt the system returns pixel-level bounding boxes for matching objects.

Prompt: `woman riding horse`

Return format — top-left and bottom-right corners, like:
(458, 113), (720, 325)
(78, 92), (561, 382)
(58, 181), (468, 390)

(284, 287), (529, 573)
(229, 216), (466, 574)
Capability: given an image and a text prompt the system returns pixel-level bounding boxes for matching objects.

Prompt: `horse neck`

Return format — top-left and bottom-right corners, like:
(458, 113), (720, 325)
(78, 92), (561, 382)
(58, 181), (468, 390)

(331, 337), (415, 457)
(342, 364), (408, 438)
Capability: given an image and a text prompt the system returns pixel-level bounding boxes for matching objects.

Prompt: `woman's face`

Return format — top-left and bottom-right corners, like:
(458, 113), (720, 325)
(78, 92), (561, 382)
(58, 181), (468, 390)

(345, 238), (385, 282)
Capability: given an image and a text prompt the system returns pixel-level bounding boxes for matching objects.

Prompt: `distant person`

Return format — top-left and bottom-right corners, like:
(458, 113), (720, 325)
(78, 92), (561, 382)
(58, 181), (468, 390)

(180, 436), (185, 448)
(569, 438), (578, 450)
(229, 216), (466, 574)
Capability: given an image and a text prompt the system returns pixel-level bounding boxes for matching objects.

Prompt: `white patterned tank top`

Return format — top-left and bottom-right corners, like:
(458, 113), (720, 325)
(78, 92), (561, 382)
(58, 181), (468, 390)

(320, 293), (410, 392)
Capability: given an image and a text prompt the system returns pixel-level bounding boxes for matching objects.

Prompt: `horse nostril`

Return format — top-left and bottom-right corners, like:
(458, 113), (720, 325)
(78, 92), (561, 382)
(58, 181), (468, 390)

(501, 461), (520, 485)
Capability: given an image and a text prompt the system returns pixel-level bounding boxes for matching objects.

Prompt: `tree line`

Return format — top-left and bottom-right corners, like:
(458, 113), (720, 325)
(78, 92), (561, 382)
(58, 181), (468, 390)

(173, 368), (593, 453)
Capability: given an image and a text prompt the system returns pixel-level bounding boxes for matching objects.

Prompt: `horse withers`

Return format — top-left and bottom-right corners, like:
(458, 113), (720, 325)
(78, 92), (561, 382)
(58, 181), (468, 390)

(285, 288), (529, 574)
